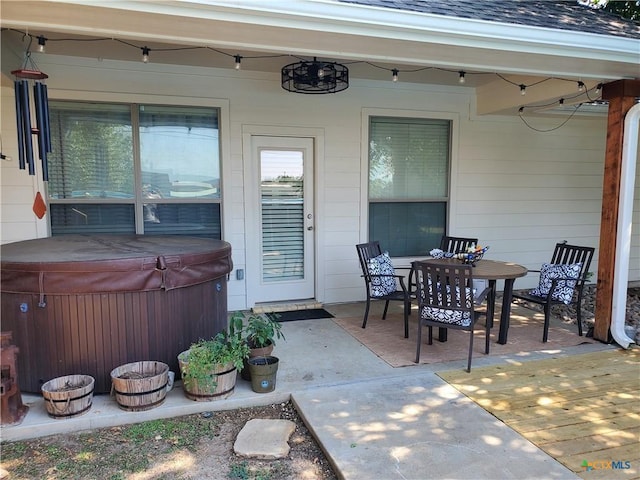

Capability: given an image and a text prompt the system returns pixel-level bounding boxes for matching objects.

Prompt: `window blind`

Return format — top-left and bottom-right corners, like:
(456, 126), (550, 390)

(369, 117), (450, 200)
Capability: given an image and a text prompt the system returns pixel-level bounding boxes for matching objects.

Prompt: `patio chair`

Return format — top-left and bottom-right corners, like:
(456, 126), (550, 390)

(356, 241), (412, 338)
(511, 242), (594, 342)
(440, 236), (478, 253)
(412, 260), (492, 372)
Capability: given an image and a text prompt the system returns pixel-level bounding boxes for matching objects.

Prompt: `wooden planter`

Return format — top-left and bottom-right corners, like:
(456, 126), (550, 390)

(178, 351), (237, 402)
(110, 361), (170, 411)
(41, 374), (95, 419)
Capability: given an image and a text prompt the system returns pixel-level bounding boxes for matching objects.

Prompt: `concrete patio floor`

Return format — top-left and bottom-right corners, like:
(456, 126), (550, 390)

(1, 301), (617, 479)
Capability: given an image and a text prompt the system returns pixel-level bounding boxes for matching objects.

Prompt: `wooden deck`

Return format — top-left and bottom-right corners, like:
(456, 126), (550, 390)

(439, 348), (640, 479)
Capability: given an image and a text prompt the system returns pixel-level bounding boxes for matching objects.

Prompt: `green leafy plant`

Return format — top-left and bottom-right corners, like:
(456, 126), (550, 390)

(180, 316), (250, 390)
(242, 313), (285, 349)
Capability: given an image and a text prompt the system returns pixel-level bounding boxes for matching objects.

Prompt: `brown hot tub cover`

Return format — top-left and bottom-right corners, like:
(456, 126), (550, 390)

(1, 235), (232, 296)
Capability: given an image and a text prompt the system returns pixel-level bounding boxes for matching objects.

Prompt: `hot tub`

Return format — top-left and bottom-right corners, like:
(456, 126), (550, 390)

(0, 235), (232, 393)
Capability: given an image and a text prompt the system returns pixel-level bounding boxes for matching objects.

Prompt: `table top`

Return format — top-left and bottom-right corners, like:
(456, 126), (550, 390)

(417, 258), (528, 280)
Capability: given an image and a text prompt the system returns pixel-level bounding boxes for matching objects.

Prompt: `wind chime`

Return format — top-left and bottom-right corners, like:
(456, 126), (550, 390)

(12, 47), (51, 218)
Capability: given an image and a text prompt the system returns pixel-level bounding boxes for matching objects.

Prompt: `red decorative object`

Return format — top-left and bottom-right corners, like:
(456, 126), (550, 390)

(10, 69), (48, 80)
(32, 191), (47, 218)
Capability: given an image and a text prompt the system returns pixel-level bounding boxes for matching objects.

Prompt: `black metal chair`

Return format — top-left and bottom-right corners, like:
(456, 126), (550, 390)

(412, 260), (492, 372)
(440, 236), (478, 253)
(356, 241), (412, 338)
(512, 242), (595, 342)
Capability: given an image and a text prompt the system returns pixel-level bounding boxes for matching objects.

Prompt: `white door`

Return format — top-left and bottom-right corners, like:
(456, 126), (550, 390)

(245, 136), (315, 305)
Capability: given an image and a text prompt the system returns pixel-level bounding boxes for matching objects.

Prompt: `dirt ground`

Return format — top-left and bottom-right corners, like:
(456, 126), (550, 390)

(0, 401), (338, 480)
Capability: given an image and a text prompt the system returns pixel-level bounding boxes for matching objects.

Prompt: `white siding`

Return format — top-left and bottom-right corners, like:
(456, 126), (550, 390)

(1, 53), (638, 310)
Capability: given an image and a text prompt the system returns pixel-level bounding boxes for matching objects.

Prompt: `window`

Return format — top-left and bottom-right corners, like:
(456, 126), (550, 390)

(368, 116), (450, 257)
(47, 102), (221, 238)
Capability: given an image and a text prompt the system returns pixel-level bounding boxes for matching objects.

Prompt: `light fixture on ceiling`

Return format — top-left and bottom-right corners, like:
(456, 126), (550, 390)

(37, 36), (47, 53)
(281, 57), (349, 94)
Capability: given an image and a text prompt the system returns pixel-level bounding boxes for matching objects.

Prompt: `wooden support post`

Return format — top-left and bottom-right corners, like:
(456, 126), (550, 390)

(595, 80), (640, 342)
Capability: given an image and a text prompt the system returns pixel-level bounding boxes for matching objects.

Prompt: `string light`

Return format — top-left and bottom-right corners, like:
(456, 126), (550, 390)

(4, 29), (607, 104)
(37, 36), (47, 53)
(559, 98), (564, 105)
(518, 107), (524, 114)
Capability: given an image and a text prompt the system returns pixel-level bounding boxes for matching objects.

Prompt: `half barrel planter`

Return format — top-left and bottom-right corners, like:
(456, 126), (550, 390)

(178, 351), (238, 401)
(110, 361), (170, 411)
(41, 374), (95, 419)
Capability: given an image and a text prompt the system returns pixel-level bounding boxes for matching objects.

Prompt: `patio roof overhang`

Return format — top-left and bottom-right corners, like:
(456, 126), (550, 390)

(1, 1), (638, 345)
(1, 0), (638, 115)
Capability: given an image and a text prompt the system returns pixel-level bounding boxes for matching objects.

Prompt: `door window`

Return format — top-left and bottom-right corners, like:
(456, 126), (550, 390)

(260, 149), (304, 282)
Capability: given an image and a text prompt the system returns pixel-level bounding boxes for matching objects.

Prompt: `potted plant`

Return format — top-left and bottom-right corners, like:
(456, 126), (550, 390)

(238, 312), (285, 381)
(245, 313), (285, 351)
(178, 316), (250, 401)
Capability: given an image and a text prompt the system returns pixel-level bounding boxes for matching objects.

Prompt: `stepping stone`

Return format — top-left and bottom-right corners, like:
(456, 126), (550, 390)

(233, 418), (296, 459)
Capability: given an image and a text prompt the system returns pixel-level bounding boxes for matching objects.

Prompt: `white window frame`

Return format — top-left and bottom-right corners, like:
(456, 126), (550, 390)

(44, 90), (231, 238)
(360, 108), (460, 261)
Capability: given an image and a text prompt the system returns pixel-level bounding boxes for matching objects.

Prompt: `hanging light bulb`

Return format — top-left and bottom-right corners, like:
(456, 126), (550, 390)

(518, 107), (524, 114)
(458, 71), (466, 84)
(595, 83), (603, 95)
(234, 55), (242, 70)
(577, 81), (585, 92)
(317, 63), (325, 79)
(392, 69), (399, 82)
(520, 84), (526, 96)
(559, 98), (565, 105)
(37, 36), (47, 53)
(142, 47), (150, 63)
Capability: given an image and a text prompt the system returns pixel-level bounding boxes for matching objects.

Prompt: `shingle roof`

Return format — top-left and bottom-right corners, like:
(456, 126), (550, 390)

(337, 0), (640, 39)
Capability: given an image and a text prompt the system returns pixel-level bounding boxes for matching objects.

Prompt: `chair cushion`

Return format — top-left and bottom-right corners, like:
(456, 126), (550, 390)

(420, 281), (473, 327)
(367, 252), (397, 297)
(422, 305), (472, 327)
(529, 262), (582, 304)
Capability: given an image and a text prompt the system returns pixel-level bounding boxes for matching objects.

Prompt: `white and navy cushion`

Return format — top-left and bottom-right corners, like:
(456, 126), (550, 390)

(421, 280), (474, 327)
(529, 262), (582, 304)
(367, 252), (397, 297)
